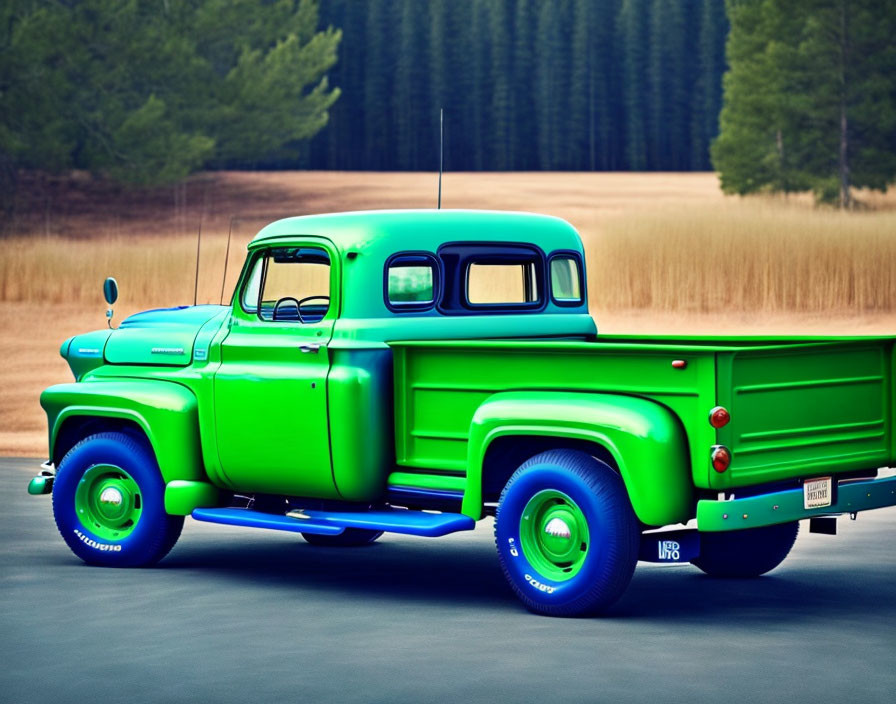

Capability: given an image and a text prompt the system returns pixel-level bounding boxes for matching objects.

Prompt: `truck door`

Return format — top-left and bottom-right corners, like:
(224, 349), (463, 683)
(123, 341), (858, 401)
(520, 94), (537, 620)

(214, 243), (338, 497)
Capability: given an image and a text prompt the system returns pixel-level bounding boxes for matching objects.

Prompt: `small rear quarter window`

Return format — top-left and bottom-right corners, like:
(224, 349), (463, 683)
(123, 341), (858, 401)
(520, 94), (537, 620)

(386, 254), (438, 310)
(550, 255), (583, 304)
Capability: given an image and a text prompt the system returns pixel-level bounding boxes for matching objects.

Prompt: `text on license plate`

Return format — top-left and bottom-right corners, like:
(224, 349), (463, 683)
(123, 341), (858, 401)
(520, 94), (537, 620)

(804, 476), (833, 509)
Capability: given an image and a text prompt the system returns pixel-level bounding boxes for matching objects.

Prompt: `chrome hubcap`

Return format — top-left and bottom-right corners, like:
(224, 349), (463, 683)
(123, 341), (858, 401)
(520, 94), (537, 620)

(99, 487), (123, 506)
(544, 517), (572, 539)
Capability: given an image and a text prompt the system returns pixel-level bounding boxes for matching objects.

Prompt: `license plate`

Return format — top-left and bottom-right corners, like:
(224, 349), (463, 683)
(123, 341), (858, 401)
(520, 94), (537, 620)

(804, 476), (833, 509)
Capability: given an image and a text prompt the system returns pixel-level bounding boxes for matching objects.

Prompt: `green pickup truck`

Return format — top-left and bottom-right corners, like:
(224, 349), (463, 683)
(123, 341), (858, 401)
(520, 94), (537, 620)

(33, 210), (896, 616)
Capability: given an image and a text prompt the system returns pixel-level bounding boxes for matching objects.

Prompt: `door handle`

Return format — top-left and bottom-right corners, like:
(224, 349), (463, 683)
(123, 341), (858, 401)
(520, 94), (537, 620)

(299, 343), (322, 354)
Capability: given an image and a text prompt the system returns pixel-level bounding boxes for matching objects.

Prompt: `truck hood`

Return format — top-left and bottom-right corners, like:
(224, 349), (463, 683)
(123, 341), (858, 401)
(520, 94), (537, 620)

(104, 305), (228, 367)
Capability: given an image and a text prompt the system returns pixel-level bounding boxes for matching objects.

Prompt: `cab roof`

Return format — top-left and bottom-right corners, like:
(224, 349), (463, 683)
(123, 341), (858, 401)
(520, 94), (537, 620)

(250, 209), (584, 257)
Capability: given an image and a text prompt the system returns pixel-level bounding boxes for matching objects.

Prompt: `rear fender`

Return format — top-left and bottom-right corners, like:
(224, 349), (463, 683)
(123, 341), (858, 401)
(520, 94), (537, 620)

(464, 391), (694, 526)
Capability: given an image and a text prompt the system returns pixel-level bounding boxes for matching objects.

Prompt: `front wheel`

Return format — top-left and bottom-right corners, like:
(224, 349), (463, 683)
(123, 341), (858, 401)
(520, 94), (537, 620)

(692, 522), (800, 578)
(495, 450), (640, 617)
(52, 431), (183, 567)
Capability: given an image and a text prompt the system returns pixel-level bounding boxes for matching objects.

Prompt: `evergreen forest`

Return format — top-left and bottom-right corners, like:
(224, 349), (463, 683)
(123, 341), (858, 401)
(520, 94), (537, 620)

(3, 0), (894, 206)
(309, 0), (729, 172)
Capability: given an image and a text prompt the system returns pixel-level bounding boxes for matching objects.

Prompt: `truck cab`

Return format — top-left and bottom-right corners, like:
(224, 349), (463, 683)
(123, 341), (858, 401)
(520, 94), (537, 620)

(210, 210), (594, 501)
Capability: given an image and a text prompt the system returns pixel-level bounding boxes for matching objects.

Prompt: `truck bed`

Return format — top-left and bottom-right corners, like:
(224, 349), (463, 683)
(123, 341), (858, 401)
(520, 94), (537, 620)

(391, 335), (895, 491)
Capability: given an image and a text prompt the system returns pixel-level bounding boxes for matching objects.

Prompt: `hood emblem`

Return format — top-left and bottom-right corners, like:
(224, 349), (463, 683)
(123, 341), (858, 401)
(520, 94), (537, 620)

(151, 347), (185, 355)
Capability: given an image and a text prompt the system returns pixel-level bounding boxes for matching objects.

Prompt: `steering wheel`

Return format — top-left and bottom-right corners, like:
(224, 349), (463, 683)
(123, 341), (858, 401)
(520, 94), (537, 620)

(272, 296), (300, 321)
(295, 295), (330, 323)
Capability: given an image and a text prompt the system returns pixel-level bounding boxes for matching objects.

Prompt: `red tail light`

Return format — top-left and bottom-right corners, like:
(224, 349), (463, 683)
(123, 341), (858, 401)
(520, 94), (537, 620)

(709, 406), (730, 428)
(711, 445), (731, 473)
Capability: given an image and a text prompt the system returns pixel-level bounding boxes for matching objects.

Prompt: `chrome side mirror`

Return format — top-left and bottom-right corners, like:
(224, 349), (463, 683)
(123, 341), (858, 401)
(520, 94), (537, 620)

(103, 277), (118, 328)
(103, 277), (119, 305)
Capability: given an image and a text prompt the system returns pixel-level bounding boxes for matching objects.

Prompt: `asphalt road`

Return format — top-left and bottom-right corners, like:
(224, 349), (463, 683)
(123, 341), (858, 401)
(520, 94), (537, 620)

(2, 457), (895, 704)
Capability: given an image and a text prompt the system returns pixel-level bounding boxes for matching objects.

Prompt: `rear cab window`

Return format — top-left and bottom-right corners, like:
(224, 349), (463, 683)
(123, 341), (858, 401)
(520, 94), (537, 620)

(384, 243), (585, 315)
(467, 261), (538, 304)
(438, 243), (545, 314)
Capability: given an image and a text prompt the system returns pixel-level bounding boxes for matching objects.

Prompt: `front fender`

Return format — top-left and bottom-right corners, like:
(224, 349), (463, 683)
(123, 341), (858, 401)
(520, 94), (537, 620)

(41, 379), (205, 488)
(464, 391), (694, 526)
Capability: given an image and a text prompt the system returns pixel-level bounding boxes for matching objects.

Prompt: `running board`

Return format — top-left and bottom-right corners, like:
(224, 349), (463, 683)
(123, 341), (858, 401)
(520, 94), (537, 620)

(191, 507), (475, 538)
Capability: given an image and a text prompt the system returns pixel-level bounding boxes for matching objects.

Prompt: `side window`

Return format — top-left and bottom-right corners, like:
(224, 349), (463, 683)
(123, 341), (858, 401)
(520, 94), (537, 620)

(241, 246), (331, 322)
(385, 254), (438, 310)
(467, 260), (539, 305)
(549, 255), (583, 304)
(241, 258), (264, 311)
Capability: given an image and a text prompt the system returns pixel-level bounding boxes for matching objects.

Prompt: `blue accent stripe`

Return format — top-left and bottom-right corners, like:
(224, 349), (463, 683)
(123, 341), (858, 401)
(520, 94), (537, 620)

(192, 506), (476, 538)
(191, 508), (344, 536)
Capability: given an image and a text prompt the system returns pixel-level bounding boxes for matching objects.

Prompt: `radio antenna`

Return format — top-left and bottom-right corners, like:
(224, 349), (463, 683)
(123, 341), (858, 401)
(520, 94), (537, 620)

(438, 108), (443, 209)
(219, 216), (235, 305)
(192, 182), (210, 306)
(192, 216), (202, 306)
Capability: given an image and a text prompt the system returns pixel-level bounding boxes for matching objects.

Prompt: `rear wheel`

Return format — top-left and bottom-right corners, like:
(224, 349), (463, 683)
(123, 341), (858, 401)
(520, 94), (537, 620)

(301, 529), (383, 547)
(494, 450), (639, 617)
(52, 431), (183, 566)
(692, 522), (799, 578)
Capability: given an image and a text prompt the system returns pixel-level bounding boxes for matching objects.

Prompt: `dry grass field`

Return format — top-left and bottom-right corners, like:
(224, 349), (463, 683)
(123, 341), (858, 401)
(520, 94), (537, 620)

(2, 170), (896, 457)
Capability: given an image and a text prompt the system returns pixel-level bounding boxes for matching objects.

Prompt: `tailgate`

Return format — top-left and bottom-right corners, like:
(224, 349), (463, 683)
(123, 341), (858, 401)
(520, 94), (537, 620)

(719, 341), (894, 486)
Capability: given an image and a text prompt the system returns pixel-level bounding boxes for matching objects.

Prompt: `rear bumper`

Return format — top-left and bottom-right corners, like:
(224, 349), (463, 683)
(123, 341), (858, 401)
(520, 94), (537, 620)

(697, 473), (896, 531)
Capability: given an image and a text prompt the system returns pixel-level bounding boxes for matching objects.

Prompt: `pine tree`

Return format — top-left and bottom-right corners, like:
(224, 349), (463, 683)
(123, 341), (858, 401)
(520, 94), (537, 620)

(792, 0), (896, 206)
(487, 0), (514, 170)
(570, 0), (593, 170)
(394, 0), (432, 170)
(616, 0), (650, 169)
(362, 0), (396, 170)
(647, 0), (689, 169)
(0, 0), (341, 184)
(691, 0), (728, 170)
(712, 0), (806, 194)
(713, 0), (896, 206)
(312, 0), (367, 169)
(430, 1), (476, 170)
(512, 0), (540, 170)
(576, 0), (623, 170)
(534, 0), (573, 169)
(470, 0), (491, 170)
